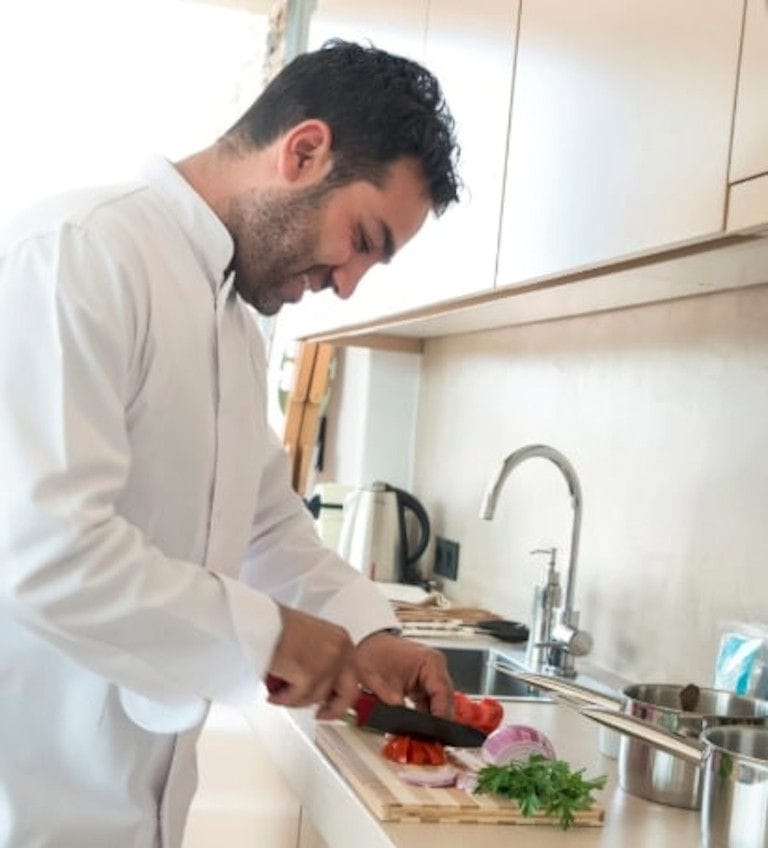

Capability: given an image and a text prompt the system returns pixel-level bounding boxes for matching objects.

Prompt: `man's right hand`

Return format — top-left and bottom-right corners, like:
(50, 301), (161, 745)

(265, 605), (359, 720)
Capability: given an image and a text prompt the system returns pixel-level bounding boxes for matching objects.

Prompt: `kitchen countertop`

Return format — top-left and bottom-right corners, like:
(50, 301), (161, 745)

(241, 639), (703, 848)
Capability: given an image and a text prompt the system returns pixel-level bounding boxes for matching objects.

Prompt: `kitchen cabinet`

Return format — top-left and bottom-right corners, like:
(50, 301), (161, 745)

(727, 0), (768, 231)
(278, 0), (429, 341)
(730, 0), (768, 183)
(496, 0), (744, 286)
(278, 0), (518, 340)
(396, 0), (519, 310)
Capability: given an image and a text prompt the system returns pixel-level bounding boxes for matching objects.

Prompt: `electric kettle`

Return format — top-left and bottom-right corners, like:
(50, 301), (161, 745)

(336, 481), (431, 584)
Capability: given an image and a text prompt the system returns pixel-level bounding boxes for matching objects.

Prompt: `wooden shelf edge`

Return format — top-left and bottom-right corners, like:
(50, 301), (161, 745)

(301, 226), (768, 349)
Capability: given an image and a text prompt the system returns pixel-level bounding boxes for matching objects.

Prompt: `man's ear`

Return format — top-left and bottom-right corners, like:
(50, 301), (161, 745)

(277, 119), (333, 184)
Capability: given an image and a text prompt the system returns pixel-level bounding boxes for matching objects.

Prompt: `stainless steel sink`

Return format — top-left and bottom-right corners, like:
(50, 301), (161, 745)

(437, 647), (550, 701)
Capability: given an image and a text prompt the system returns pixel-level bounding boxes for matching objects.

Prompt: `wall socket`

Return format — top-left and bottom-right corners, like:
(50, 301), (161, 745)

(434, 536), (460, 580)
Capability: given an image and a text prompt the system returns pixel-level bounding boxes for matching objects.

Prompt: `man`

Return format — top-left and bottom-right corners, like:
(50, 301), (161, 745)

(0, 40), (460, 847)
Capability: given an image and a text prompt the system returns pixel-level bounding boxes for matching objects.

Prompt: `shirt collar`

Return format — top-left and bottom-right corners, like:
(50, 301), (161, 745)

(139, 155), (234, 293)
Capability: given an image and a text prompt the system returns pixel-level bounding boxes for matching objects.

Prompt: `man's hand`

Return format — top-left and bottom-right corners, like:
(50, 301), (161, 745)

(354, 631), (454, 719)
(266, 605), (359, 721)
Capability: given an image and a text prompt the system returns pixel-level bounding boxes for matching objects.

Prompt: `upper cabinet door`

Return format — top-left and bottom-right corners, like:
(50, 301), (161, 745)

(403, 0), (520, 306)
(730, 0), (768, 183)
(279, 0), (519, 339)
(497, 0), (744, 287)
(276, 0), (430, 339)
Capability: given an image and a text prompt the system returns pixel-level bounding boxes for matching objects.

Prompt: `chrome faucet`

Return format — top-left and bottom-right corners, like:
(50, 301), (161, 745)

(479, 444), (592, 677)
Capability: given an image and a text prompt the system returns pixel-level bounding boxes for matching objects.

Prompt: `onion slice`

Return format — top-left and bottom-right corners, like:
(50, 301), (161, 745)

(481, 724), (556, 766)
(396, 765), (459, 787)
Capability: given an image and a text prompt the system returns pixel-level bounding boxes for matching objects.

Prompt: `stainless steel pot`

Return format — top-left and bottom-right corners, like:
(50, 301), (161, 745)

(504, 671), (768, 809)
(619, 684), (768, 810)
(581, 710), (768, 848)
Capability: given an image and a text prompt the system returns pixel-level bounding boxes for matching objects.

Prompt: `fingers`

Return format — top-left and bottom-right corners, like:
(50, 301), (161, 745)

(416, 657), (455, 719)
(314, 663), (360, 721)
(266, 605), (361, 718)
(355, 631), (455, 719)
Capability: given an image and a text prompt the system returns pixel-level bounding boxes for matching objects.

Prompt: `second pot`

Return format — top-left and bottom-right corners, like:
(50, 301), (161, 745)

(581, 710), (768, 848)
(618, 683), (768, 809)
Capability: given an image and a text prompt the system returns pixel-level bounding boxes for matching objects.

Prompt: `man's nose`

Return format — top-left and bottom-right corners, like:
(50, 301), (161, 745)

(332, 257), (375, 300)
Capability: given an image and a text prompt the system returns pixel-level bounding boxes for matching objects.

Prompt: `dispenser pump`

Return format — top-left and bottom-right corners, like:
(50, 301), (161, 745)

(525, 547), (562, 672)
(531, 547), (561, 601)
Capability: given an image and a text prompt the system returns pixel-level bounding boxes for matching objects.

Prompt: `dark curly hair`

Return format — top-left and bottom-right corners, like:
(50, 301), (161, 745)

(226, 39), (461, 215)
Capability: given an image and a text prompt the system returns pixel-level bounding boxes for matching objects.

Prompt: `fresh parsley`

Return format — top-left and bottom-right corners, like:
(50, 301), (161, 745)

(473, 754), (607, 830)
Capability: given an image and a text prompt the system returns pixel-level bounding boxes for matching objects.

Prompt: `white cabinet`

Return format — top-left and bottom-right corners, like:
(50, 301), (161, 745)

(278, 0), (429, 340)
(278, 0), (518, 340)
(727, 0), (768, 232)
(415, 0), (519, 306)
(497, 0), (744, 286)
(730, 0), (768, 183)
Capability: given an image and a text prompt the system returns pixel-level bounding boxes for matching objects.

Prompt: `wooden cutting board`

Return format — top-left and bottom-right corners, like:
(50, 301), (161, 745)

(393, 606), (501, 624)
(316, 724), (604, 826)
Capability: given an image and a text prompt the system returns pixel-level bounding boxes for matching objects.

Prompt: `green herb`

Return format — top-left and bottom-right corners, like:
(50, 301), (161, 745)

(474, 754), (607, 830)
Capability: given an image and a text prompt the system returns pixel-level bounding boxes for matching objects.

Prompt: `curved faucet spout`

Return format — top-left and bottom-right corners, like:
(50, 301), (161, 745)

(479, 444), (582, 631)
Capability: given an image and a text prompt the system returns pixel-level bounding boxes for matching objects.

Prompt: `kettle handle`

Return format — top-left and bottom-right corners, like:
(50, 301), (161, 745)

(385, 484), (431, 582)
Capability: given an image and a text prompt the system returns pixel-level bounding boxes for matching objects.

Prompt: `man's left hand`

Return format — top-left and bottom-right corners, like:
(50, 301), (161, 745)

(354, 631), (454, 719)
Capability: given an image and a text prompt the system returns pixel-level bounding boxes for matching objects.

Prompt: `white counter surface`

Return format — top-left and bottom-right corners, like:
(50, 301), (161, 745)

(241, 657), (703, 847)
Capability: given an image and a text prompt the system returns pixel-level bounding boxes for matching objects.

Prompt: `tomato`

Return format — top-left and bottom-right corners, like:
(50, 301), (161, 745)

(453, 692), (503, 734)
(474, 698), (504, 734)
(381, 735), (447, 766)
(381, 734), (411, 764)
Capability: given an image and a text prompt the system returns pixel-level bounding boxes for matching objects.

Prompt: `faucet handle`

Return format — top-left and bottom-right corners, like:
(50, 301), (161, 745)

(550, 619), (593, 657)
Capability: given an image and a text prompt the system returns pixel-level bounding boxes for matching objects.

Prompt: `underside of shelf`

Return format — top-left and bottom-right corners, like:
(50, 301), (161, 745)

(302, 227), (768, 350)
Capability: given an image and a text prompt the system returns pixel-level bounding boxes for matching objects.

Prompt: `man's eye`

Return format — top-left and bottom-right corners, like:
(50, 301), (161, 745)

(356, 229), (372, 254)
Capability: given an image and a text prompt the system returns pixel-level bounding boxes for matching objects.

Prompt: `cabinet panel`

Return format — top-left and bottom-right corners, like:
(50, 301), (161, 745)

(415, 0), (519, 303)
(276, 0), (429, 341)
(727, 173), (768, 231)
(730, 0), (768, 183)
(279, 0), (518, 340)
(497, 0), (743, 286)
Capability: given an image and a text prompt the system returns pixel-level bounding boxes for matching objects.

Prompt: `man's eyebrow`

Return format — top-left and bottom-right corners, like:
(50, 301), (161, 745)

(378, 220), (395, 264)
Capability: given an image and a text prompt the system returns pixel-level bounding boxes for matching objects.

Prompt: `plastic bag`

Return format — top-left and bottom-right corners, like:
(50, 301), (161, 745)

(713, 620), (768, 699)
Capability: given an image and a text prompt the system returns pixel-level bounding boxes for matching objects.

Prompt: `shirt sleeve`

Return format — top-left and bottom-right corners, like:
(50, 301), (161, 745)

(237, 425), (401, 644)
(0, 225), (282, 729)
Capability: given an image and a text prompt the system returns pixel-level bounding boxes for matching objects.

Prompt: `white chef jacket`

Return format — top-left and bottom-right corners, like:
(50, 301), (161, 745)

(0, 157), (398, 847)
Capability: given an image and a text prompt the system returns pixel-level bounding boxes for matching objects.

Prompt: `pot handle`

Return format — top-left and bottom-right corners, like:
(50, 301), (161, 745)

(579, 707), (704, 765)
(497, 668), (623, 710)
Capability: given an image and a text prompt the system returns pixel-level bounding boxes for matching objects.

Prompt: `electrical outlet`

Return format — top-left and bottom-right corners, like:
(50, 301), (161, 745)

(434, 536), (460, 580)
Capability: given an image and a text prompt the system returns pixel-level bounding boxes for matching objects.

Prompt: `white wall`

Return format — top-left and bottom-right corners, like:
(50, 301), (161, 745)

(412, 284), (768, 685)
(320, 347), (421, 491)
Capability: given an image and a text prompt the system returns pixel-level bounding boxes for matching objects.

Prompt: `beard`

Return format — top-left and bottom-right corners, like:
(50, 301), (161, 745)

(227, 182), (334, 316)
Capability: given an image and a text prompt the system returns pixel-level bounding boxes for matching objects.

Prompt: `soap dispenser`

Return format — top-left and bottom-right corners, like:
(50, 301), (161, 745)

(525, 547), (561, 672)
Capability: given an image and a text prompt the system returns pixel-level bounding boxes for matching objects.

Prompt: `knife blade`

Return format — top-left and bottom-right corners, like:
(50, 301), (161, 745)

(265, 675), (486, 747)
(351, 691), (487, 747)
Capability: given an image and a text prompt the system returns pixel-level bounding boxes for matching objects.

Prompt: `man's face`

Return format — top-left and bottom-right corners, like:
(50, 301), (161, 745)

(227, 157), (431, 316)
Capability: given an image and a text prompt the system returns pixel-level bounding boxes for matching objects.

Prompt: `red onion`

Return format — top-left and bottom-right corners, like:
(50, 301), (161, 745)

(481, 724), (556, 766)
(396, 765), (459, 787)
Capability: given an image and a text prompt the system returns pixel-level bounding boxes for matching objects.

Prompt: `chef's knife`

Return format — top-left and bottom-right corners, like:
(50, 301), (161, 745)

(265, 675), (486, 747)
(351, 691), (487, 747)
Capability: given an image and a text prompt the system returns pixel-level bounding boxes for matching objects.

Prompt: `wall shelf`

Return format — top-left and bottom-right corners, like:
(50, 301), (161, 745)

(302, 227), (768, 352)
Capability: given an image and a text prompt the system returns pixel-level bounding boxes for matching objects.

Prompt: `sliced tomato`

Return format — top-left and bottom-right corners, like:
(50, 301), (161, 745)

(381, 734), (411, 764)
(474, 698), (504, 734)
(381, 735), (447, 766)
(453, 691), (481, 726)
(453, 692), (503, 734)
(422, 740), (448, 766)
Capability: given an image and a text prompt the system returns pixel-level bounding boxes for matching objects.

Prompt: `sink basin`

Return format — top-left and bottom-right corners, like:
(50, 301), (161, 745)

(437, 647), (550, 701)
